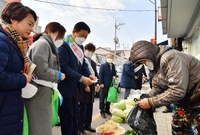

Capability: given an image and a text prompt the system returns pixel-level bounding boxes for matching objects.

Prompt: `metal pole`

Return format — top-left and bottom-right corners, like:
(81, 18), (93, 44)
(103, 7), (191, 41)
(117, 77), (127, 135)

(155, 0), (157, 44)
(114, 20), (117, 56)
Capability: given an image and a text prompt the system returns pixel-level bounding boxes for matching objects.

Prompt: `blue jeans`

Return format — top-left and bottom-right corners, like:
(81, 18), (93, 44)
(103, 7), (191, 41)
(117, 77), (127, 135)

(124, 88), (131, 99)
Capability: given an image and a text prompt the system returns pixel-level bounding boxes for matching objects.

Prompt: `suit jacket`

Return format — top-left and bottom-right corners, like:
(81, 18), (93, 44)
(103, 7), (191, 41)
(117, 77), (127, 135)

(99, 62), (117, 88)
(57, 42), (91, 98)
(78, 59), (98, 103)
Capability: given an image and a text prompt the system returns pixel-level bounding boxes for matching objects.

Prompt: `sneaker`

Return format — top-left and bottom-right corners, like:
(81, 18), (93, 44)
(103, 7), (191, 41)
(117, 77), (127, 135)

(84, 126), (96, 132)
(101, 113), (106, 118)
(162, 108), (172, 113)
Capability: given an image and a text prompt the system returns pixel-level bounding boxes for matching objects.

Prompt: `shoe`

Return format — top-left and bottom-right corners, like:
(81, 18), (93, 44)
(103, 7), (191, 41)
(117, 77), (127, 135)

(101, 113), (106, 118)
(105, 111), (112, 115)
(78, 130), (87, 135)
(55, 122), (61, 126)
(84, 126), (96, 132)
(162, 108), (172, 113)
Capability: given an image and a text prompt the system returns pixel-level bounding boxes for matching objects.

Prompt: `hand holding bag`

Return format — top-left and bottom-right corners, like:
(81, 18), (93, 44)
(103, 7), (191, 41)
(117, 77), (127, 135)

(126, 94), (157, 135)
(107, 79), (118, 103)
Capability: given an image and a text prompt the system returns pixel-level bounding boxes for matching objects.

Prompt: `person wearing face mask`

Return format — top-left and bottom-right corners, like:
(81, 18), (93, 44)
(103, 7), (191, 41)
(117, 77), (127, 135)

(133, 62), (147, 90)
(99, 54), (117, 118)
(0, 2), (37, 135)
(77, 43), (100, 134)
(57, 22), (96, 135)
(25, 22), (66, 135)
(130, 40), (200, 135)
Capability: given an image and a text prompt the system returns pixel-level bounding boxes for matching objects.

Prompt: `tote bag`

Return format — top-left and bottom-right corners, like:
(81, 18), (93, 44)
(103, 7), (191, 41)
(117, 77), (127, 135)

(107, 79), (118, 103)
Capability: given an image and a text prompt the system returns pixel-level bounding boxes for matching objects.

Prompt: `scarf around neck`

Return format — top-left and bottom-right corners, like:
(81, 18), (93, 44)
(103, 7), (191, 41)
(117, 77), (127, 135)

(0, 20), (30, 74)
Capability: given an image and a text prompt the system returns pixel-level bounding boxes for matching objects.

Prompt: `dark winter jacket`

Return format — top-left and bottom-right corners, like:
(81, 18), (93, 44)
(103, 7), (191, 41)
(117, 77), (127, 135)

(99, 62), (117, 88)
(78, 59), (98, 103)
(134, 64), (147, 90)
(0, 26), (27, 135)
(120, 61), (136, 89)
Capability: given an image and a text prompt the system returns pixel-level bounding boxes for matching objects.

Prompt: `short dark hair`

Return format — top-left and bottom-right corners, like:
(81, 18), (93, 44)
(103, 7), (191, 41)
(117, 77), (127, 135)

(85, 43), (96, 52)
(73, 22), (91, 33)
(1, 2), (37, 24)
(33, 22), (66, 42)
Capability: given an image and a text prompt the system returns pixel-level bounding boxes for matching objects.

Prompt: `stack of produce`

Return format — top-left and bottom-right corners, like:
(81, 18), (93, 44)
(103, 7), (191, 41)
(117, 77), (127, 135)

(111, 99), (135, 123)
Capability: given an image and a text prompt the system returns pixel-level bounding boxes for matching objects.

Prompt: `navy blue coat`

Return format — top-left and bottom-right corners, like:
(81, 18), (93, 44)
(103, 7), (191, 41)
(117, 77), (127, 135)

(120, 61), (136, 89)
(78, 59), (98, 103)
(0, 27), (26, 135)
(57, 42), (91, 98)
(99, 62), (117, 88)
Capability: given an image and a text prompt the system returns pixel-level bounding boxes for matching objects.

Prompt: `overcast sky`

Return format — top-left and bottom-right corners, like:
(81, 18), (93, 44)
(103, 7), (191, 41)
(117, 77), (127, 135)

(22, 0), (167, 50)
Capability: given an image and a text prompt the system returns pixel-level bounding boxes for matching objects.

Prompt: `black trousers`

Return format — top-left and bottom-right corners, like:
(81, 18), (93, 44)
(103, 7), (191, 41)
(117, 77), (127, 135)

(59, 96), (79, 135)
(78, 102), (93, 131)
(99, 87), (111, 113)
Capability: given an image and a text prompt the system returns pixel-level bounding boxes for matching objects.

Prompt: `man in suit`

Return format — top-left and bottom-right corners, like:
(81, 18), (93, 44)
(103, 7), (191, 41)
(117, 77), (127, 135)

(57, 22), (96, 135)
(99, 54), (117, 118)
(78, 43), (100, 134)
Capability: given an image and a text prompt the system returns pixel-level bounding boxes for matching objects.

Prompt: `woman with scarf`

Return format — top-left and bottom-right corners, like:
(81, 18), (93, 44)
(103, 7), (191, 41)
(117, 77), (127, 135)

(25, 22), (66, 135)
(0, 2), (37, 135)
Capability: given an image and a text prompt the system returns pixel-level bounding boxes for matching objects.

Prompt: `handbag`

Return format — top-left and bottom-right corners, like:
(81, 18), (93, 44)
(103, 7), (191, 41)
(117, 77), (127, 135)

(107, 79), (118, 103)
(126, 94), (157, 135)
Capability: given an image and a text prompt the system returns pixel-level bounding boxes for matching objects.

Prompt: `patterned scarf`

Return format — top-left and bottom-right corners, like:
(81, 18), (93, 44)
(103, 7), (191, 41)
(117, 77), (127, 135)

(0, 20), (30, 74)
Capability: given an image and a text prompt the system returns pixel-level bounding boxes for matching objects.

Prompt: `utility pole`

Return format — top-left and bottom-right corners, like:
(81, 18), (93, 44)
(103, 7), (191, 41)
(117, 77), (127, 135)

(114, 20), (125, 56)
(149, 0), (157, 44)
(154, 0), (157, 44)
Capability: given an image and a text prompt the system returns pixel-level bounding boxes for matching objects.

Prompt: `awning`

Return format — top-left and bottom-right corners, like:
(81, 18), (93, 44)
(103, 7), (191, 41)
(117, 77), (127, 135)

(156, 40), (168, 46)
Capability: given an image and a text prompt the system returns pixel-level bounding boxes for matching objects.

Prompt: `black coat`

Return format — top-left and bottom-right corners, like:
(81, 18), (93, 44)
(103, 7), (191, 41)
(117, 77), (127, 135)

(134, 64), (147, 90)
(120, 61), (136, 89)
(78, 59), (98, 103)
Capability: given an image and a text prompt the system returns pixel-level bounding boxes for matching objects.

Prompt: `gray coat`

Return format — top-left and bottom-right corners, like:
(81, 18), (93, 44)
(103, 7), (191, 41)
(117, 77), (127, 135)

(25, 34), (60, 135)
(130, 41), (200, 108)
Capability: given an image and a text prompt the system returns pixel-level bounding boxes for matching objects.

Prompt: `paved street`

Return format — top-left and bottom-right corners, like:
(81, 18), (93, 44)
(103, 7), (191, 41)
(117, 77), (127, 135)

(52, 83), (173, 135)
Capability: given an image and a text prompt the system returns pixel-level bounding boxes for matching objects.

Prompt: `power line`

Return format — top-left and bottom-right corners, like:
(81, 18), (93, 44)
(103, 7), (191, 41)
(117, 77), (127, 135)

(34, 0), (155, 12)
(98, 0), (134, 46)
(103, 0), (135, 39)
(43, 0), (113, 43)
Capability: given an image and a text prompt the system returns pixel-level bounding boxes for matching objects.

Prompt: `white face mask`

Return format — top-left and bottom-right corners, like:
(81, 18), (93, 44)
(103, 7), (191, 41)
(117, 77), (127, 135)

(145, 61), (154, 70)
(54, 39), (63, 48)
(106, 58), (113, 63)
(84, 51), (93, 58)
(75, 37), (86, 45)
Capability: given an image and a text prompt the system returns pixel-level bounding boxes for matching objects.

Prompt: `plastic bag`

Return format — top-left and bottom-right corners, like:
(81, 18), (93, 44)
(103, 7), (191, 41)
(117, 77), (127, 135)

(22, 106), (29, 135)
(52, 90), (59, 127)
(107, 79), (118, 103)
(126, 94), (157, 135)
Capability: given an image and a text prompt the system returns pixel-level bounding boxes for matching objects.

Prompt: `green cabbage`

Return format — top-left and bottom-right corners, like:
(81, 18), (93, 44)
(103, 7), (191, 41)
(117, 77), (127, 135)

(112, 108), (126, 118)
(113, 103), (126, 110)
(125, 100), (135, 106)
(111, 115), (123, 123)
